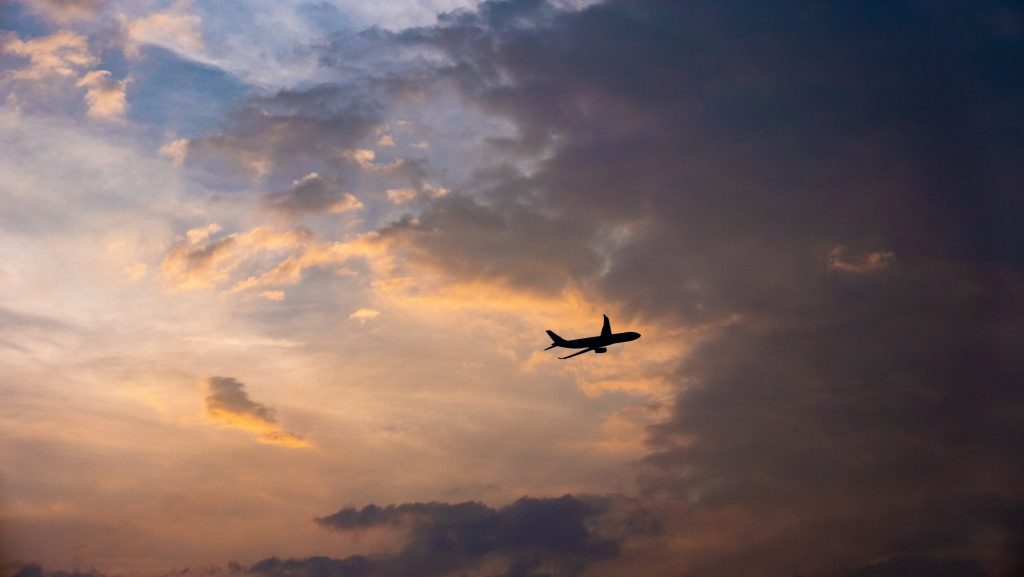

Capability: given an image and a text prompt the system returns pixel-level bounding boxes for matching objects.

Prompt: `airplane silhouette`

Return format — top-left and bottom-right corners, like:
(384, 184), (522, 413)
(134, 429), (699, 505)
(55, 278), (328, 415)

(544, 315), (641, 359)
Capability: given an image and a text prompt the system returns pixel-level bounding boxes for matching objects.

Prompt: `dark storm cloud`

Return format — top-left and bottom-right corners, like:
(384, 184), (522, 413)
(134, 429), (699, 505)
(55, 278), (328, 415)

(386, 0), (1024, 298)
(336, 1), (1024, 575)
(301, 496), (618, 577)
(318, 496), (616, 556)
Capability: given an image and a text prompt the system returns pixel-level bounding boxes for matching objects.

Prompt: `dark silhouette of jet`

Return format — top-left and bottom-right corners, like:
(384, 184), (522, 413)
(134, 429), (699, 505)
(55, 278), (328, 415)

(544, 315), (641, 359)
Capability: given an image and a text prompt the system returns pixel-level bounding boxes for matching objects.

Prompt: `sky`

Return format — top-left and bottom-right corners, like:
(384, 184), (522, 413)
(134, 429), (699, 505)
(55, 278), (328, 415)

(0, 1), (1022, 576)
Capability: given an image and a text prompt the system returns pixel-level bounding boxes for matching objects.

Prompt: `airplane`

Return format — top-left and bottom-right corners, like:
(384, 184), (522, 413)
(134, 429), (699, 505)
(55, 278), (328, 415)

(544, 315), (641, 359)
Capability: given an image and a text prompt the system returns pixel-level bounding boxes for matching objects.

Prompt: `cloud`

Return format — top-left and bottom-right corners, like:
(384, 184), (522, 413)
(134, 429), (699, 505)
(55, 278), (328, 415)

(203, 376), (309, 448)
(824, 245), (895, 274)
(311, 495), (620, 577)
(319, 1), (1022, 574)
(160, 222), (394, 300)
(0, 31), (97, 80)
(9, 1), (1018, 575)
(158, 138), (189, 166)
(120, 262), (147, 282)
(385, 188), (417, 204)
(348, 308), (380, 322)
(75, 70), (129, 120)
(263, 173), (364, 217)
(838, 555), (990, 577)
(178, 84), (386, 183)
(122, 2), (205, 59)
(15, 0), (104, 23)
(0, 32), (127, 121)
(259, 290), (284, 301)
(378, 193), (606, 296)
(160, 225), (313, 291)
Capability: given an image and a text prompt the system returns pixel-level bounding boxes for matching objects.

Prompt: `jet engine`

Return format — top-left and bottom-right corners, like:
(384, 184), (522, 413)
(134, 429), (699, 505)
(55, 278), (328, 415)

(594, 347), (607, 353)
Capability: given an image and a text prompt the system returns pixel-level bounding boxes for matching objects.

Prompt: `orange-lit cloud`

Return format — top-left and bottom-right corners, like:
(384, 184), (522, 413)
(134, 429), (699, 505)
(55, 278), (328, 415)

(203, 376), (309, 448)
(349, 308), (380, 322)
(161, 225), (316, 291)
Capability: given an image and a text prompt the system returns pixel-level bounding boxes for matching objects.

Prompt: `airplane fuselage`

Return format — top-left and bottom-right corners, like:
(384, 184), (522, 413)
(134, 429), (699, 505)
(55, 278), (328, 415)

(560, 332), (640, 350)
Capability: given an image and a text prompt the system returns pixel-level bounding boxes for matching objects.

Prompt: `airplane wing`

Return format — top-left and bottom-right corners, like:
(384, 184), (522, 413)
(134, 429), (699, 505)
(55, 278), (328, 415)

(559, 348), (594, 360)
(601, 314), (611, 338)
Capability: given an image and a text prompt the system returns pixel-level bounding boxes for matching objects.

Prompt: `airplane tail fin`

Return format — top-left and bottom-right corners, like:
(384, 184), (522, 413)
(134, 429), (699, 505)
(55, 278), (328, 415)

(545, 330), (566, 350)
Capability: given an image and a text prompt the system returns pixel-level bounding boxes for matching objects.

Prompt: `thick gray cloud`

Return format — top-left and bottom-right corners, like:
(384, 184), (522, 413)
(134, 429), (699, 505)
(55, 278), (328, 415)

(308, 495), (618, 577)
(340, 1), (1024, 575)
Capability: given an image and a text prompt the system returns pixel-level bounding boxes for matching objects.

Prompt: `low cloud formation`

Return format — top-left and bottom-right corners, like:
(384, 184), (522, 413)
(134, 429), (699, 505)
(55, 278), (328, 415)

(308, 495), (620, 577)
(204, 376), (309, 448)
